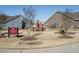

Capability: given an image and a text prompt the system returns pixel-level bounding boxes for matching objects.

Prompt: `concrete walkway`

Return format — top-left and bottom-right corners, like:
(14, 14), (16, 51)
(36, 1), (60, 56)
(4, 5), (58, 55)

(0, 43), (79, 53)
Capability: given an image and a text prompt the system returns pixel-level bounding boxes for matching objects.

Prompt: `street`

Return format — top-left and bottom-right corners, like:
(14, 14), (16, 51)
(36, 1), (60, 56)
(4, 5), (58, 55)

(0, 42), (79, 53)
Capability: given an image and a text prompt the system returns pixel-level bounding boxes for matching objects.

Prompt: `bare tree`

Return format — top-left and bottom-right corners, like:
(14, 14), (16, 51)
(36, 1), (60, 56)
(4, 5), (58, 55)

(61, 9), (73, 33)
(0, 12), (7, 23)
(23, 6), (36, 29)
(23, 6), (36, 37)
(0, 11), (7, 36)
(59, 9), (74, 38)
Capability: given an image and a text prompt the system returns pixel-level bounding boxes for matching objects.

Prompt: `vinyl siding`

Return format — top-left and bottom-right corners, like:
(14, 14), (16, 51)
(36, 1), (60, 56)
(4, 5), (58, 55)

(2, 16), (23, 29)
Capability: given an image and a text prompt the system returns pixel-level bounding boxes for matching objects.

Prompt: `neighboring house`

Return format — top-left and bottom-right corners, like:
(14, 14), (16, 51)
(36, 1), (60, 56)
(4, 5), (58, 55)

(47, 12), (79, 29)
(0, 15), (29, 29)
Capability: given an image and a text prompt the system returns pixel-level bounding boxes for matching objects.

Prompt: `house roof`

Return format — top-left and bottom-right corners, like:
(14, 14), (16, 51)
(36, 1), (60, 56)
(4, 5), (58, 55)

(47, 12), (79, 22)
(56, 12), (79, 21)
(0, 15), (30, 24)
(0, 15), (22, 24)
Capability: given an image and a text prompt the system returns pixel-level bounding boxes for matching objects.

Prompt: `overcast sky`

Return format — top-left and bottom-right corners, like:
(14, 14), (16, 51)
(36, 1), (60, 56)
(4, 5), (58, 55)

(0, 5), (79, 21)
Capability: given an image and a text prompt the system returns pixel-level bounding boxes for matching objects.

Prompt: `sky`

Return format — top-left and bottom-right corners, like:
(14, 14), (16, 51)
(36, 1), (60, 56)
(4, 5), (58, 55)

(0, 5), (79, 21)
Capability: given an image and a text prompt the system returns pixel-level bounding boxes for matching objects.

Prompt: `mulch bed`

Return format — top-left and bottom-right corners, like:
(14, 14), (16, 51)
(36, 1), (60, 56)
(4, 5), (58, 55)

(19, 41), (42, 45)
(14, 35), (25, 38)
(55, 32), (76, 35)
(59, 35), (74, 39)
(0, 35), (7, 38)
(32, 33), (42, 37)
(20, 36), (37, 41)
(27, 41), (42, 45)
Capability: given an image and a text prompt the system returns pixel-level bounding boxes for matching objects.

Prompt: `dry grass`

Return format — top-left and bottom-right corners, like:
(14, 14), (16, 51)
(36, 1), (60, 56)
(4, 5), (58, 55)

(0, 29), (79, 49)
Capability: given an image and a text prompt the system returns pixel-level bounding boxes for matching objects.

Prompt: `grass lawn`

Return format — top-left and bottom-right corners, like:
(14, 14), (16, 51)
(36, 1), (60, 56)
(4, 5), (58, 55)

(0, 29), (79, 49)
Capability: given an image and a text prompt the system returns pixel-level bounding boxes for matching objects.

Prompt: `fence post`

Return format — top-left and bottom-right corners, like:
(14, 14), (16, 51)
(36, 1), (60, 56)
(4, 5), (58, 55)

(17, 27), (19, 37)
(8, 27), (10, 37)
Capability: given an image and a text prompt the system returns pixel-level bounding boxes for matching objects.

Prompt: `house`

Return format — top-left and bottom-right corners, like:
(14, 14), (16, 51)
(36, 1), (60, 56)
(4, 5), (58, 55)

(0, 15), (29, 30)
(47, 12), (79, 29)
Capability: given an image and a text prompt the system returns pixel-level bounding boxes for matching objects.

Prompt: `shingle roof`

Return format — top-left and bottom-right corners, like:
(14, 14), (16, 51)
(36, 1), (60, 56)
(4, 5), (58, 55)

(0, 15), (22, 24)
(56, 12), (79, 21)
(47, 11), (79, 22)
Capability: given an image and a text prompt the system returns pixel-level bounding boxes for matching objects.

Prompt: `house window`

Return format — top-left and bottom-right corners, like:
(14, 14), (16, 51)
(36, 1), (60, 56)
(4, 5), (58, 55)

(53, 22), (59, 28)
